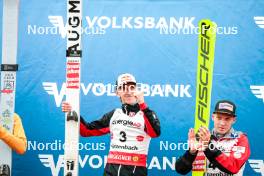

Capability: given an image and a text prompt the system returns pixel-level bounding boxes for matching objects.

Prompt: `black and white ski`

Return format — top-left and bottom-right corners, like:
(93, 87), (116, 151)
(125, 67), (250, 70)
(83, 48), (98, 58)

(64, 0), (82, 176)
(0, 0), (20, 176)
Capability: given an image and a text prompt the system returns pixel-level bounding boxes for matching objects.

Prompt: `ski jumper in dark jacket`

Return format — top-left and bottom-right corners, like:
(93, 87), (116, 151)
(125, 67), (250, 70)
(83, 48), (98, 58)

(80, 103), (161, 176)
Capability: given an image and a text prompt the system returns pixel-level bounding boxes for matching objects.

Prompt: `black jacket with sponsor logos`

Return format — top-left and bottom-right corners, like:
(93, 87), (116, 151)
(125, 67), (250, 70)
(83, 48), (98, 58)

(80, 103), (161, 176)
(175, 129), (250, 176)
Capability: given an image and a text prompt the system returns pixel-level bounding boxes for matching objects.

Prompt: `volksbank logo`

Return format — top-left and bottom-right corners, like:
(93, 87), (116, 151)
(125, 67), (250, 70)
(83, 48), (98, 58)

(39, 155), (64, 176)
(43, 82), (192, 107)
(28, 16), (196, 37)
(28, 15), (238, 36)
(39, 154), (107, 176)
(39, 154), (177, 176)
(48, 16), (67, 38)
(254, 16), (264, 29)
(249, 159), (264, 175)
(250, 85), (264, 102)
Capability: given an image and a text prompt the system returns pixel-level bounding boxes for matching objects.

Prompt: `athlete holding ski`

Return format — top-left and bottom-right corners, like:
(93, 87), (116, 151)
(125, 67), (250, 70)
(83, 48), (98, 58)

(0, 113), (27, 155)
(62, 73), (161, 176)
(0, 0), (27, 175)
(175, 100), (250, 176)
(0, 113), (27, 175)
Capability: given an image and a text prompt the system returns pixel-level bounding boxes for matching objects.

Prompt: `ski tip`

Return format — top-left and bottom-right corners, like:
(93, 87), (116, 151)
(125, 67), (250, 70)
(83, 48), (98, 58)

(198, 19), (217, 36)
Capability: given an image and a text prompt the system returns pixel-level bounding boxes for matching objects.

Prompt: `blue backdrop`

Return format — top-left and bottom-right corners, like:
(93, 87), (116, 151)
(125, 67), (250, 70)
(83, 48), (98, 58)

(1, 0), (264, 175)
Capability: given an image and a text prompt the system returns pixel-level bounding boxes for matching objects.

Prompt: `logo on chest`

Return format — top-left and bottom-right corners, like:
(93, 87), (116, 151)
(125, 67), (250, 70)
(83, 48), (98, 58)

(129, 112), (136, 117)
(112, 119), (142, 129)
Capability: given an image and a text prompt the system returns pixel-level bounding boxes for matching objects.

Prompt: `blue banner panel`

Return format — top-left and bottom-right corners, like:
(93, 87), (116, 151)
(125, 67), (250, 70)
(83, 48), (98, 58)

(1, 0), (264, 175)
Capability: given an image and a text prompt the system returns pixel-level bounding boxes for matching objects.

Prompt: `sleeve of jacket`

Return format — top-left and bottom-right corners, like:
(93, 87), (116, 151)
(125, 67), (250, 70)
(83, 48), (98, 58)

(0, 114), (27, 155)
(175, 150), (198, 175)
(80, 109), (115, 137)
(139, 103), (161, 138)
(204, 134), (251, 174)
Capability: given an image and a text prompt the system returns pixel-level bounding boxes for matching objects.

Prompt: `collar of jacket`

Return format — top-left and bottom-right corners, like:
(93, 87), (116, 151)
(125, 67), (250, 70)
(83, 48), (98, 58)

(212, 128), (240, 139)
(121, 103), (140, 115)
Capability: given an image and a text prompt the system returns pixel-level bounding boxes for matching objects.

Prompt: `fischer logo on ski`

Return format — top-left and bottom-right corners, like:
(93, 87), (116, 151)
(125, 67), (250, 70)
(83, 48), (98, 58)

(192, 19), (217, 176)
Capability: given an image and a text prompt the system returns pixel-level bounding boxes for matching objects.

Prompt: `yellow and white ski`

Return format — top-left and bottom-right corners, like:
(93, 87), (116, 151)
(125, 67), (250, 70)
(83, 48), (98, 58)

(192, 19), (217, 176)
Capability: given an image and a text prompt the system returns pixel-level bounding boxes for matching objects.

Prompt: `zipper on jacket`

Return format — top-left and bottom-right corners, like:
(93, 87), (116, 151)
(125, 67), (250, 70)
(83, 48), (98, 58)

(117, 164), (122, 176)
(133, 166), (137, 174)
(124, 104), (128, 115)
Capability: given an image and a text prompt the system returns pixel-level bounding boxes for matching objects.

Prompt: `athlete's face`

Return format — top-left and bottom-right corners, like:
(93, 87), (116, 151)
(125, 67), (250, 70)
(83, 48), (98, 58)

(116, 83), (137, 105)
(212, 113), (236, 135)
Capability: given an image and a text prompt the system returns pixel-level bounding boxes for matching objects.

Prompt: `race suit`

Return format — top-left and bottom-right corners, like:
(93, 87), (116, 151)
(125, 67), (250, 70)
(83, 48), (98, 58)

(80, 103), (161, 176)
(175, 128), (250, 176)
